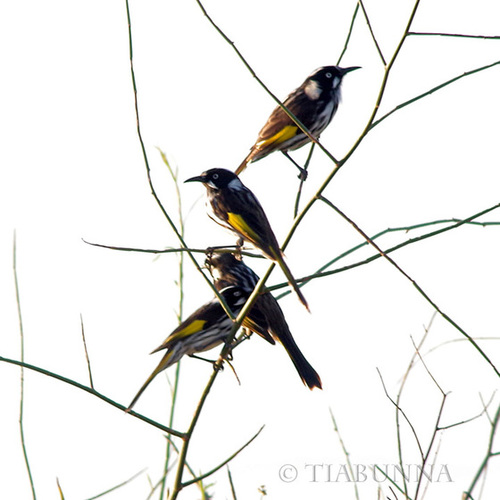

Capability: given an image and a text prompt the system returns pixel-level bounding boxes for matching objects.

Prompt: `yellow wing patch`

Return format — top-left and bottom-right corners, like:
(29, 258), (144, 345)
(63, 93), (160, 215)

(257, 125), (298, 148)
(174, 319), (206, 338)
(227, 212), (260, 242)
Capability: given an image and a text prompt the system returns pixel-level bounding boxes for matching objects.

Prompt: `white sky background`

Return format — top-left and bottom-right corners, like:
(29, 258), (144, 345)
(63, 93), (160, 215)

(1, 0), (500, 499)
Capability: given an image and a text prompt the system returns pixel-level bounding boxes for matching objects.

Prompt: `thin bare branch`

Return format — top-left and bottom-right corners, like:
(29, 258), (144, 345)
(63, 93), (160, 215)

(410, 336), (446, 397)
(337, 3), (360, 64)
(79, 315), (94, 390)
(169, 268), (272, 499)
(329, 408), (360, 500)
(371, 60), (500, 130)
(438, 392), (496, 431)
(193, 0), (340, 167)
(0, 356), (186, 438)
(395, 313), (436, 498)
(227, 466), (238, 500)
(319, 197), (500, 378)
(371, 466), (407, 498)
(408, 31), (500, 40)
(182, 426), (265, 488)
(85, 469), (146, 500)
(377, 368), (424, 459)
(123, 0), (221, 303)
(82, 239), (261, 260)
(156, 150), (186, 500)
(359, 0), (386, 64)
(13, 233), (37, 499)
(464, 403), (500, 498)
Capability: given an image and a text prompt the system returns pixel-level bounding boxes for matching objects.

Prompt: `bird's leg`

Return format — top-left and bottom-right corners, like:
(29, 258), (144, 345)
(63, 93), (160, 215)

(233, 328), (252, 345)
(235, 237), (244, 260)
(282, 151), (308, 181)
(205, 245), (244, 268)
(188, 353), (234, 375)
(204, 247), (216, 277)
(188, 353), (219, 365)
(293, 143), (315, 217)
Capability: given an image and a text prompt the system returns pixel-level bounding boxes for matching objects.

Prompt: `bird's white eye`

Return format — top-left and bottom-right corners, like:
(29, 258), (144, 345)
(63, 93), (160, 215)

(212, 173), (219, 180)
(326, 72), (332, 78)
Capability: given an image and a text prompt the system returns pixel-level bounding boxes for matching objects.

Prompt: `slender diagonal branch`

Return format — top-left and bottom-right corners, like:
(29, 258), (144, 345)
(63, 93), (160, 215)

(193, 0), (339, 166)
(319, 197), (500, 377)
(394, 314), (436, 498)
(409, 338), (449, 499)
(464, 403), (500, 498)
(377, 368), (424, 458)
(124, 0), (224, 304)
(359, 0), (386, 64)
(86, 469), (146, 500)
(79, 314), (94, 390)
(371, 60), (500, 130)
(182, 426), (264, 488)
(305, 203), (500, 285)
(337, 3), (360, 64)
(0, 356), (186, 439)
(330, 408), (360, 500)
(169, 261), (274, 499)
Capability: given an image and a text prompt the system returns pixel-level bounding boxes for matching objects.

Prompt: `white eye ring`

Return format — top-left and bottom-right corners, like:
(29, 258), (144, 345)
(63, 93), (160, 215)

(213, 173), (219, 180)
(326, 72), (332, 78)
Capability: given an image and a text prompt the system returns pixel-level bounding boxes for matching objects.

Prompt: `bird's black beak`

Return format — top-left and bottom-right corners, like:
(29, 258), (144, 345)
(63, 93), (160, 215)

(340, 66), (361, 75)
(184, 175), (205, 184)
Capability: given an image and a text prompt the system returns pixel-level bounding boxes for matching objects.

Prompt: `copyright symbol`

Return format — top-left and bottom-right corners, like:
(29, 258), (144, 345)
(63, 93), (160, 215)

(279, 464), (298, 482)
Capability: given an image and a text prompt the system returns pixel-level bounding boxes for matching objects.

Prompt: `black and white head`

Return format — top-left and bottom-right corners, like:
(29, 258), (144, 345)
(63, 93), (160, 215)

(219, 285), (250, 308)
(303, 65), (360, 100)
(206, 252), (260, 291)
(185, 168), (243, 191)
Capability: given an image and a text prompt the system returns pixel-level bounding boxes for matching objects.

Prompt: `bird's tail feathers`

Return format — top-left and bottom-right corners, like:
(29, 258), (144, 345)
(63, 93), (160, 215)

(126, 350), (175, 412)
(235, 151), (253, 175)
(274, 252), (309, 312)
(282, 337), (322, 390)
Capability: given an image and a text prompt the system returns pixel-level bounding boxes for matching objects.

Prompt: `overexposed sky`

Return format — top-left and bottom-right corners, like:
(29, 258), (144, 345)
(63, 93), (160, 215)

(1, 1), (500, 499)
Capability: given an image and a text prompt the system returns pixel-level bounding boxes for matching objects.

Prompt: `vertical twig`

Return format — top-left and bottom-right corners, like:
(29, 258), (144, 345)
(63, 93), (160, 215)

(13, 233), (37, 499)
(329, 408), (360, 500)
(124, 0), (217, 297)
(337, 3), (360, 64)
(158, 150), (189, 499)
(169, 366), (220, 500)
(464, 403), (500, 498)
(227, 466), (238, 500)
(395, 314), (436, 498)
(79, 314), (94, 390)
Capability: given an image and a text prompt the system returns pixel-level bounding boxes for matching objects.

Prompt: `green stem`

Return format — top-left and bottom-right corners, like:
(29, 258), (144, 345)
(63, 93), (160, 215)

(0, 356), (186, 438)
(321, 198), (500, 378)
(13, 233), (37, 499)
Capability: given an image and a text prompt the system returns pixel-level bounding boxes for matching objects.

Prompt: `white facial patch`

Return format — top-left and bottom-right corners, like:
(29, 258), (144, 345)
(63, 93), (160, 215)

(304, 79), (322, 100)
(332, 76), (341, 89)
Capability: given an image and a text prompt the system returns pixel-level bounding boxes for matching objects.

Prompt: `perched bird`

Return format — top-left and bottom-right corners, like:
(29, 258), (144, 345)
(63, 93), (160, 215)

(236, 66), (360, 178)
(206, 252), (322, 389)
(185, 168), (309, 311)
(127, 286), (265, 411)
